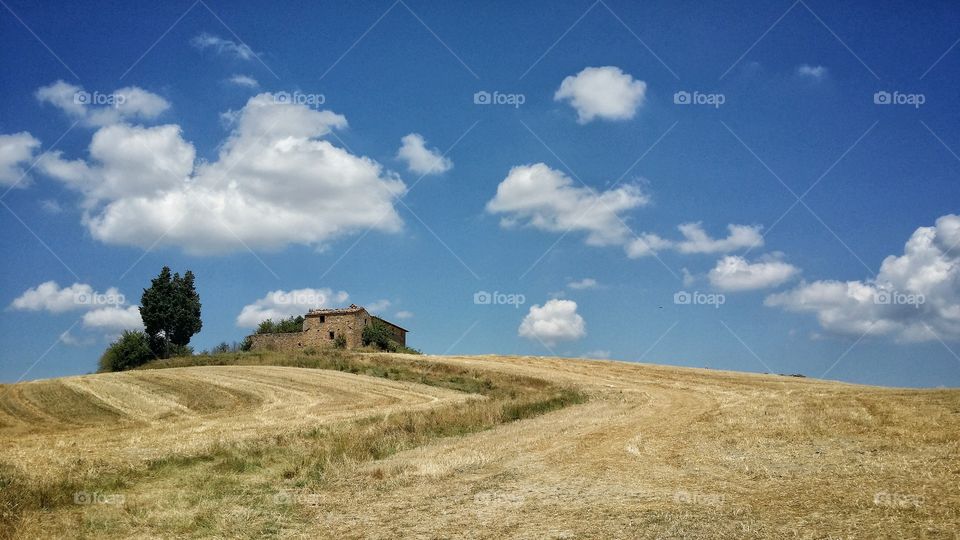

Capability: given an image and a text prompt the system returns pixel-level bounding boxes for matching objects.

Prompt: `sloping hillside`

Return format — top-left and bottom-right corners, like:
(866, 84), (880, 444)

(1, 352), (957, 538)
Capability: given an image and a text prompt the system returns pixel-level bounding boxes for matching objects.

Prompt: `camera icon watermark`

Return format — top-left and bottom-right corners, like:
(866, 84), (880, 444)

(73, 91), (126, 108)
(673, 290), (725, 308)
(473, 290), (525, 308)
(873, 290), (924, 308)
(473, 90), (525, 108)
(274, 91), (326, 108)
(673, 90), (725, 108)
(873, 90), (925, 108)
(74, 491), (125, 505)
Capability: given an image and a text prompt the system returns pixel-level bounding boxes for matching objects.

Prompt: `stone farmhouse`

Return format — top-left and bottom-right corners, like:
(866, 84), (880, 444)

(248, 304), (408, 352)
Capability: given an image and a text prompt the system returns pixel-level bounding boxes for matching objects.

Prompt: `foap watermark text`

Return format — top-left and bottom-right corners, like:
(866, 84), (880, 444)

(474, 291), (525, 308)
(474, 90), (525, 108)
(673, 90), (725, 108)
(674, 290), (725, 308)
(874, 90), (925, 108)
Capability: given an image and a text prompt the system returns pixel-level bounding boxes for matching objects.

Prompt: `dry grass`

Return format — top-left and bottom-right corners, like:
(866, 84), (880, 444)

(0, 351), (582, 538)
(1, 351), (958, 538)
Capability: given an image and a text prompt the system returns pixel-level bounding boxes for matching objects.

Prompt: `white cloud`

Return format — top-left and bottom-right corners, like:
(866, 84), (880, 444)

(191, 33), (256, 60)
(709, 254), (800, 291)
(487, 164), (763, 262)
(397, 133), (452, 175)
(554, 66), (647, 123)
(10, 281), (124, 313)
(519, 299), (586, 346)
(487, 163), (649, 246)
(38, 92), (407, 254)
(674, 223), (764, 254)
(59, 330), (94, 347)
(624, 233), (672, 258)
(236, 288), (349, 328)
(584, 349), (611, 359)
(366, 299), (391, 313)
(394, 310), (414, 320)
(765, 214), (960, 342)
(0, 132), (41, 186)
(625, 223), (764, 258)
(11, 281), (138, 337)
(567, 278), (599, 290)
(796, 64), (827, 80)
(40, 199), (63, 214)
(228, 74), (260, 88)
(82, 305), (143, 331)
(36, 80), (170, 127)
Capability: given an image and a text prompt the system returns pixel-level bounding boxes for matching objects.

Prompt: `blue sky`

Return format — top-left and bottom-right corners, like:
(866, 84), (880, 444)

(1, 0), (958, 387)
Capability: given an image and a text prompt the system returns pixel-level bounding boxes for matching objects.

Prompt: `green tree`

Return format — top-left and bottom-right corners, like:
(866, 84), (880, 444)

(140, 266), (203, 358)
(98, 331), (154, 372)
(170, 270), (202, 348)
(362, 320), (391, 350)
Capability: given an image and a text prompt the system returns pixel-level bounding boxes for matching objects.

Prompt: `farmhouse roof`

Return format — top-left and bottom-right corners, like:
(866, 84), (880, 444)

(305, 304), (410, 332)
(305, 304), (366, 316)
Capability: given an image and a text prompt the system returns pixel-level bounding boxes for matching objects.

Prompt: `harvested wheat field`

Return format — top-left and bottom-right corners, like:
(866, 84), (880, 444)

(1, 351), (958, 539)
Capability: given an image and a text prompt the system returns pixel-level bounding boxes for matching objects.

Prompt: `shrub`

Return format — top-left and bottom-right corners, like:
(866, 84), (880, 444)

(168, 344), (194, 357)
(361, 321), (391, 350)
(255, 316), (304, 334)
(333, 334), (347, 349)
(256, 319), (276, 334)
(98, 331), (155, 372)
(212, 342), (231, 354)
(240, 336), (253, 351)
(388, 342), (422, 355)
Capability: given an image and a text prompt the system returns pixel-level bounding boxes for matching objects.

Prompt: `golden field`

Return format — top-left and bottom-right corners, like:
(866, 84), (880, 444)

(1, 351), (957, 539)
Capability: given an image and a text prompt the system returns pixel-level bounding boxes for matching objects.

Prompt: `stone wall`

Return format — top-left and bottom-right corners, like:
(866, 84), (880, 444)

(248, 332), (315, 352)
(248, 308), (408, 352)
(373, 317), (406, 346)
(303, 312), (369, 348)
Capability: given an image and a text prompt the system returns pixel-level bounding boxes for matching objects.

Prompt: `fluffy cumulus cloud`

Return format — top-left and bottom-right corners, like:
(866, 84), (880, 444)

(10, 281), (141, 334)
(519, 299), (586, 346)
(36, 80), (170, 127)
(396, 133), (452, 175)
(0, 132), (41, 186)
(487, 163), (649, 246)
(554, 66), (647, 123)
(228, 74), (260, 88)
(765, 215), (960, 342)
(236, 288), (349, 328)
(10, 281), (124, 313)
(487, 164), (763, 261)
(709, 254), (800, 291)
(625, 223), (764, 259)
(38, 92), (407, 254)
(191, 33), (256, 60)
(82, 305), (143, 331)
